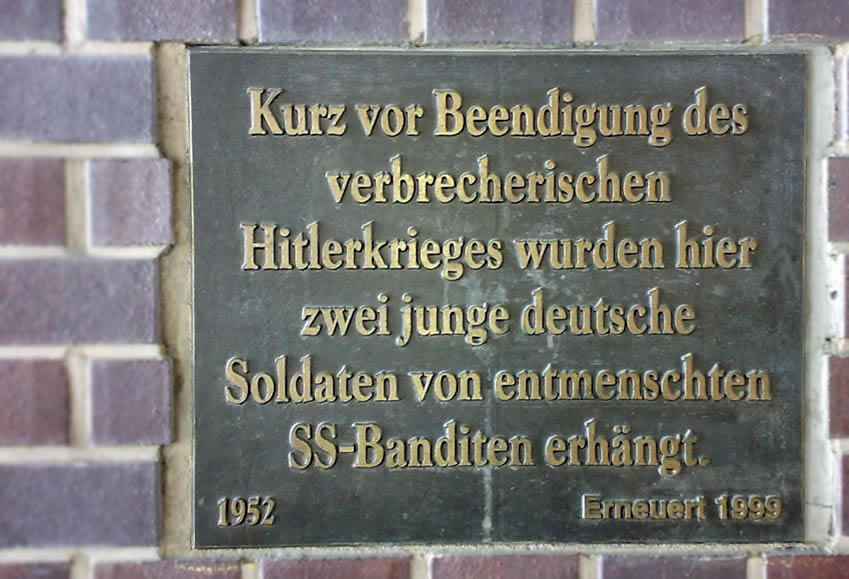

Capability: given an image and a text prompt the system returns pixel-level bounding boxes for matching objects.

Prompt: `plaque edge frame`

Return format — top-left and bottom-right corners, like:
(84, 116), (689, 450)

(178, 45), (829, 553)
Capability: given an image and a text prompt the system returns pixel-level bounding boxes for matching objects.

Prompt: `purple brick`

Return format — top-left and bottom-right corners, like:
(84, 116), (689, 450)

(0, 259), (158, 344)
(845, 255), (849, 337)
(0, 360), (68, 445)
(87, 0), (238, 42)
(426, 0), (572, 44)
(767, 0), (849, 41)
(0, 56), (154, 143)
(258, 0), (407, 43)
(0, 0), (62, 41)
(831, 357), (849, 437)
(91, 359), (172, 445)
(767, 555), (849, 579)
(829, 158), (849, 242)
(432, 555), (578, 579)
(95, 561), (241, 579)
(263, 557), (410, 579)
(0, 563), (70, 579)
(603, 556), (746, 579)
(0, 159), (65, 245)
(0, 462), (159, 547)
(596, 0), (744, 44)
(89, 160), (173, 246)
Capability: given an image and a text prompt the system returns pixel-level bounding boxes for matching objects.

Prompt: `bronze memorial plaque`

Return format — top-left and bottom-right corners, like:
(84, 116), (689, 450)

(189, 49), (805, 546)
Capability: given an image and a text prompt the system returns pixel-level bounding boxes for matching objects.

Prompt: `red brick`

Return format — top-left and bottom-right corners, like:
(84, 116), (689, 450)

(426, 0), (572, 44)
(86, 0), (238, 42)
(263, 557), (410, 579)
(0, 259), (158, 344)
(432, 554), (578, 579)
(0, 0), (62, 41)
(91, 359), (172, 445)
(767, 0), (849, 41)
(0, 159), (65, 246)
(89, 160), (173, 246)
(0, 462), (159, 547)
(596, 0), (744, 44)
(0, 56), (154, 143)
(0, 360), (68, 445)
(830, 357), (849, 437)
(603, 555), (746, 579)
(767, 555), (849, 578)
(258, 0), (407, 43)
(0, 563), (70, 579)
(95, 561), (240, 579)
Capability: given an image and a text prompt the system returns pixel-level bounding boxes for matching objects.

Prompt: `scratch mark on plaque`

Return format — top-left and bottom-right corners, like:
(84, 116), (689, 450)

(482, 466), (493, 541)
(483, 376), (494, 541)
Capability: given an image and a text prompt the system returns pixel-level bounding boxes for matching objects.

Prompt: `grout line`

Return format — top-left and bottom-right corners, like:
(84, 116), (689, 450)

(761, 0), (769, 41)
(831, 241), (849, 254)
(747, 554), (766, 579)
(239, 0), (259, 44)
(66, 348), (91, 447)
(574, 0), (596, 45)
(242, 558), (261, 579)
(0, 247), (68, 258)
(73, 42), (153, 55)
(63, 0), (86, 49)
(0, 551), (72, 563)
(839, 54), (847, 142)
(0, 345), (163, 359)
(410, 552), (430, 579)
(0, 446), (161, 463)
(833, 439), (849, 453)
(0, 548), (159, 563)
(832, 338), (849, 356)
(70, 552), (91, 579)
(408, 0), (425, 44)
(65, 160), (88, 253)
(0, 346), (67, 359)
(79, 344), (166, 358)
(745, 0), (766, 43)
(0, 246), (167, 259)
(0, 143), (161, 159)
(579, 554), (600, 579)
(0, 42), (62, 55)
(87, 246), (169, 259)
(831, 536), (849, 550)
(837, 451), (844, 537)
(0, 41), (151, 56)
(85, 549), (162, 564)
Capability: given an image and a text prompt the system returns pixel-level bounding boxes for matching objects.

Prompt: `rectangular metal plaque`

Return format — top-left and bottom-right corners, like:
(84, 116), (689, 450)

(190, 49), (805, 546)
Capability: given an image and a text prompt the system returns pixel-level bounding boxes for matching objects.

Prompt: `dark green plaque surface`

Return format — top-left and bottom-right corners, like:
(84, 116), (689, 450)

(190, 49), (805, 547)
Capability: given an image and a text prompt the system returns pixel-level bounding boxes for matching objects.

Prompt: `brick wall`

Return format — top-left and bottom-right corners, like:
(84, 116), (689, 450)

(1, 1), (847, 578)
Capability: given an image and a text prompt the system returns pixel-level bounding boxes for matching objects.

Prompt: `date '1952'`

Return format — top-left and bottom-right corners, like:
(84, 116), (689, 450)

(217, 496), (277, 527)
